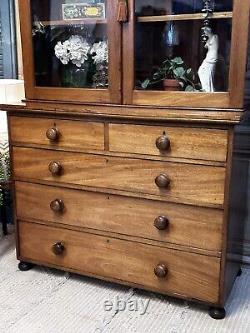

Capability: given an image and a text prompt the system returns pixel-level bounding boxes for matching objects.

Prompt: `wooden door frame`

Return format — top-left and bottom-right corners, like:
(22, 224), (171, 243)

(123, 0), (250, 109)
(19, 0), (122, 104)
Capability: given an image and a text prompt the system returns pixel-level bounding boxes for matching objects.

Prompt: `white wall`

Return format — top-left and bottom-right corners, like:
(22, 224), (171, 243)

(0, 79), (25, 135)
(0, 112), (7, 134)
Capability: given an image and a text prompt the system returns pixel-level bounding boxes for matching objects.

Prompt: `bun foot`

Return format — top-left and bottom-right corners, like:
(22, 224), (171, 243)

(18, 261), (35, 271)
(237, 268), (242, 277)
(209, 307), (226, 320)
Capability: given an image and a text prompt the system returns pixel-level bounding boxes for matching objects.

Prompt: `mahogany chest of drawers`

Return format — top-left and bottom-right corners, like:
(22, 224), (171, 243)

(2, 105), (243, 320)
(4, 0), (250, 320)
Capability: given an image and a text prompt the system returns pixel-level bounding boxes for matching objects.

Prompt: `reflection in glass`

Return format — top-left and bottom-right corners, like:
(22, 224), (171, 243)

(136, 0), (233, 16)
(31, 0), (108, 89)
(135, 0), (233, 93)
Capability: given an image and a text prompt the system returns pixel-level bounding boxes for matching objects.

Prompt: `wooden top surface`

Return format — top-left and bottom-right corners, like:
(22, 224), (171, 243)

(0, 102), (244, 125)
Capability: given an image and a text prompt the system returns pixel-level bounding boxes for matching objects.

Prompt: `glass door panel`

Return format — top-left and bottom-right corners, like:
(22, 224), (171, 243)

(135, 0), (233, 94)
(20, 0), (121, 103)
(31, 0), (109, 89)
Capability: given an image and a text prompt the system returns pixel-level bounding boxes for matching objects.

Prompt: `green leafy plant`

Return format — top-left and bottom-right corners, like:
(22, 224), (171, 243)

(141, 57), (200, 91)
(0, 152), (10, 207)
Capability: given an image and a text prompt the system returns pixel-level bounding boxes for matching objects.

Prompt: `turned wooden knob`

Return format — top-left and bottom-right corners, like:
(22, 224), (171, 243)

(156, 135), (170, 151)
(154, 264), (168, 278)
(52, 242), (65, 255)
(46, 127), (59, 141)
(155, 174), (170, 189)
(154, 216), (169, 230)
(50, 199), (64, 213)
(49, 161), (62, 176)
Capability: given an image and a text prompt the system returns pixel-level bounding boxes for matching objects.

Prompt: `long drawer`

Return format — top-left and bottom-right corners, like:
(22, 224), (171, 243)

(109, 124), (228, 162)
(9, 116), (105, 151)
(12, 147), (226, 206)
(15, 182), (223, 252)
(19, 221), (220, 303)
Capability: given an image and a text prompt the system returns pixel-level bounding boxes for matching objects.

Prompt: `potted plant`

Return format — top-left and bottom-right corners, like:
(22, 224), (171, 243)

(141, 57), (200, 91)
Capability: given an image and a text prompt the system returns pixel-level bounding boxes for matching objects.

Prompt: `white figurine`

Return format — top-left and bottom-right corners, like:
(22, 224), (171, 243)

(198, 27), (219, 92)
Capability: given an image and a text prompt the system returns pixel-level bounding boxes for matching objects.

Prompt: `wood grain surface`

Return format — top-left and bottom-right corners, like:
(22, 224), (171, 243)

(1, 104), (243, 125)
(12, 147), (226, 207)
(9, 116), (105, 150)
(19, 221), (221, 303)
(109, 124), (228, 162)
(15, 182), (223, 251)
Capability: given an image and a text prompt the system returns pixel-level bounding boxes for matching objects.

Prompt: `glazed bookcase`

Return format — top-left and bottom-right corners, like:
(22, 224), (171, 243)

(1, 0), (250, 320)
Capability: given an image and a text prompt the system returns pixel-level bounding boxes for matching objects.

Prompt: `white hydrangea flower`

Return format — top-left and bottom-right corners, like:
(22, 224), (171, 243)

(91, 41), (108, 64)
(54, 35), (91, 68)
(54, 41), (70, 65)
(67, 35), (91, 68)
(55, 36), (109, 71)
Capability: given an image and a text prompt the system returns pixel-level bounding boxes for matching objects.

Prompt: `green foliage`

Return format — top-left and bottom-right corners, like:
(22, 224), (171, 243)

(141, 57), (200, 91)
(0, 152), (10, 207)
(0, 189), (3, 207)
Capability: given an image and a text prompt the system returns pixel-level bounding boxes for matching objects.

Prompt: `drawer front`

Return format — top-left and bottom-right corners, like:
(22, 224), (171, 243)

(9, 116), (104, 150)
(15, 182), (223, 252)
(109, 124), (228, 162)
(19, 222), (220, 303)
(13, 147), (226, 206)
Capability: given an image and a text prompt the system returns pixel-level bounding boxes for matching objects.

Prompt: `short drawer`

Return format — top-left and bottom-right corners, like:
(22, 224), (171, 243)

(15, 182), (223, 252)
(19, 221), (220, 303)
(13, 147), (226, 206)
(9, 116), (104, 151)
(109, 124), (228, 162)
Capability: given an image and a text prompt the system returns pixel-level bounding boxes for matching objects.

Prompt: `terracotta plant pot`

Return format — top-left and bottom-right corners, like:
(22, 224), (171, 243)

(163, 79), (181, 91)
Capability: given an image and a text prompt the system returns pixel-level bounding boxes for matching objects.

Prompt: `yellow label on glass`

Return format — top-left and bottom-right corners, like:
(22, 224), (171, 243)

(85, 7), (99, 17)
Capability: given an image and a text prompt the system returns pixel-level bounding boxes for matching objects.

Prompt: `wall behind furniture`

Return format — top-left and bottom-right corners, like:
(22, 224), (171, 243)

(14, 0), (23, 80)
(0, 113), (7, 132)
(0, 0), (24, 135)
(0, 0), (17, 79)
(238, 19), (250, 263)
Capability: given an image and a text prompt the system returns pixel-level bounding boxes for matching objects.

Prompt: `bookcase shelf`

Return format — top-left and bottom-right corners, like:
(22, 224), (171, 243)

(35, 19), (107, 26)
(137, 11), (233, 23)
